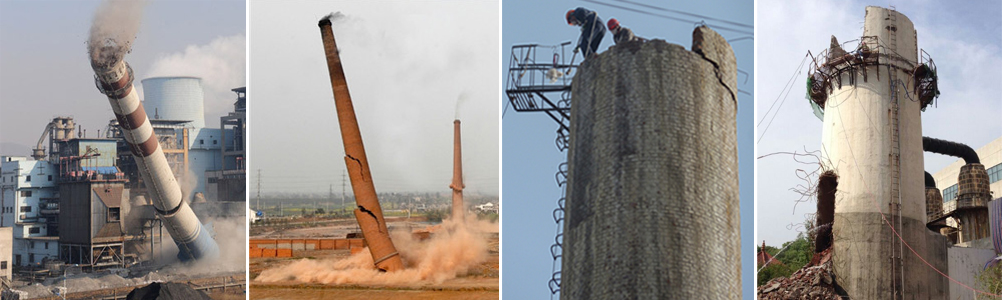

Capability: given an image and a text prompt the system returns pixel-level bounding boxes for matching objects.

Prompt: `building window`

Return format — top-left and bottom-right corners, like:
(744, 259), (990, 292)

(20, 190), (31, 197)
(47, 175), (52, 181)
(213, 140), (217, 145)
(943, 184), (958, 202)
(20, 206), (31, 213)
(29, 241), (35, 248)
(25, 175), (30, 182)
(988, 163), (1002, 184)
(108, 207), (120, 222)
(29, 254), (34, 263)
(200, 139), (204, 145)
(29, 227), (40, 234)
(1, 261), (6, 269)
(44, 242), (48, 249)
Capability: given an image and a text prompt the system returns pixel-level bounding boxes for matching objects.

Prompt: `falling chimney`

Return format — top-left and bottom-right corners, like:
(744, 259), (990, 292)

(450, 120), (465, 221)
(90, 39), (218, 261)
(318, 15), (403, 272)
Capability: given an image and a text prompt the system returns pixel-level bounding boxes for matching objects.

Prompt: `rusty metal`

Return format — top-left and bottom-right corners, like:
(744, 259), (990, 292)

(318, 16), (403, 272)
(450, 120), (465, 221)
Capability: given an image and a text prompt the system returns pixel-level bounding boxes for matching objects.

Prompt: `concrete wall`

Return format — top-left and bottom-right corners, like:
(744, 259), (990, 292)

(821, 7), (948, 299)
(947, 246), (996, 299)
(561, 26), (739, 299)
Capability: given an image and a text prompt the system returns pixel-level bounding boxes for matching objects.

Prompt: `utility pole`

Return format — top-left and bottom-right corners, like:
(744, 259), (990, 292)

(329, 184), (333, 214)
(256, 169), (261, 211)
(341, 170), (346, 214)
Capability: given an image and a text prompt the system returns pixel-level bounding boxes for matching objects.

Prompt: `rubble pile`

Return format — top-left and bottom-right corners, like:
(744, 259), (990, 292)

(757, 249), (844, 300)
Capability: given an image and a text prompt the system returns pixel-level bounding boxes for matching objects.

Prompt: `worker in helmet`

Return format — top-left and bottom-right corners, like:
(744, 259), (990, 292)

(566, 7), (605, 59)
(607, 18), (637, 45)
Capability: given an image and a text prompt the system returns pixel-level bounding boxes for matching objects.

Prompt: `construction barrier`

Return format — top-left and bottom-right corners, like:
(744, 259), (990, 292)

(248, 238), (367, 258)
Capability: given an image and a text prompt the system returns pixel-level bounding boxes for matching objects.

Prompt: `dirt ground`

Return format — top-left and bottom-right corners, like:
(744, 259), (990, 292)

(249, 218), (499, 299)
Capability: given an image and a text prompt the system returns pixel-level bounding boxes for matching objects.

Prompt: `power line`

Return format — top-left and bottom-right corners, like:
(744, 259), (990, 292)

(581, 0), (753, 36)
(611, 0), (752, 29)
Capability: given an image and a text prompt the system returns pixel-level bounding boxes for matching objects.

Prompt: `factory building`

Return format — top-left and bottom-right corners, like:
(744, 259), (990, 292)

(206, 87), (246, 203)
(0, 227), (11, 287)
(0, 156), (59, 267)
(50, 138), (145, 269)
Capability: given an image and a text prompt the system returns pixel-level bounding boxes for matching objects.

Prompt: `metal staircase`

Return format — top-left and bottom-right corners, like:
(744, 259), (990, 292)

(505, 42), (577, 299)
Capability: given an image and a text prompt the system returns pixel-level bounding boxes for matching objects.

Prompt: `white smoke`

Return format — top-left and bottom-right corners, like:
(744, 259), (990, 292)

(142, 35), (246, 124)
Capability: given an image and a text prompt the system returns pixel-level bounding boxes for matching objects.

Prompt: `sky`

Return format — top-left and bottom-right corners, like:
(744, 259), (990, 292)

(0, 0), (246, 154)
(756, 0), (1002, 247)
(247, 1), (500, 196)
(502, 0), (754, 298)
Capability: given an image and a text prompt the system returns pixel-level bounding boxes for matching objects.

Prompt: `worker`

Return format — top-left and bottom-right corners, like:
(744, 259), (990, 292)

(566, 7), (605, 59)
(607, 18), (636, 45)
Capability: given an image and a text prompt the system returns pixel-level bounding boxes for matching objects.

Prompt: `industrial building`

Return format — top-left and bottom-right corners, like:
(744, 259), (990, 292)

(0, 156), (59, 267)
(0, 227), (11, 288)
(0, 78), (245, 278)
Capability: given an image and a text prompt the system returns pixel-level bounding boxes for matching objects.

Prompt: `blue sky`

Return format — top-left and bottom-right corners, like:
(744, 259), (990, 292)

(502, 0), (754, 298)
(756, 0), (1002, 250)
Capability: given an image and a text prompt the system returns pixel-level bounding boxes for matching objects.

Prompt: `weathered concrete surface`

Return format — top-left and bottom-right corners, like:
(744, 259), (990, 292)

(561, 26), (739, 299)
(820, 7), (948, 299)
(947, 245), (995, 300)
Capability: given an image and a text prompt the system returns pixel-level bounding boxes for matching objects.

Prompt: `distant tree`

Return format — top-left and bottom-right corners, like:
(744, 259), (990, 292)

(757, 234), (812, 286)
(315, 208), (325, 215)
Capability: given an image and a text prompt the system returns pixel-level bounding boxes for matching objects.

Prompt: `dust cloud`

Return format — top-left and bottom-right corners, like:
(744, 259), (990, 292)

(256, 216), (498, 286)
(87, 0), (147, 67)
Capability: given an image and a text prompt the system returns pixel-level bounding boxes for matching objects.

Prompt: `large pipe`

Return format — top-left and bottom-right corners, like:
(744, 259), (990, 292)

(450, 120), (465, 221)
(923, 136), (980, 164)
(924, 171), (936, 188)
(318, 16), (403, 272)
(91, 47), (218, 261)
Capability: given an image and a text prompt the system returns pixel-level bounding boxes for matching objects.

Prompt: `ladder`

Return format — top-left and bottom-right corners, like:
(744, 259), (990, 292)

(886, 8), (905, 300)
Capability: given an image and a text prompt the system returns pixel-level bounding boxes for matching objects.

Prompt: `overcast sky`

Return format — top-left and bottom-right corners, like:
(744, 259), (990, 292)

(0, 0), (246, 155)
(502, 0), (754, 298)
(247, 1), (500, 196)
(756, 0), (1002, 247)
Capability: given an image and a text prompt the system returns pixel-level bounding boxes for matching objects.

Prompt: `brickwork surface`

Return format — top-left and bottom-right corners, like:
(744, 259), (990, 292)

(561, 26), (739, 299)
(248, 238), (366, 258)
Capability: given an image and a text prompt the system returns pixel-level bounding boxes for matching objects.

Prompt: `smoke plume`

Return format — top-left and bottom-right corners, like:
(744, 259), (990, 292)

(87, 0), (147, 67)
(255, 216), (498, 286)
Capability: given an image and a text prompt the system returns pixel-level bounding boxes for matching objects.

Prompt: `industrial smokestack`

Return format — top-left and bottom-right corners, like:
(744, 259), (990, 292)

(88, 6), (218, 261)
(318, 15), (403, 272)
(450, 120), (465, 221)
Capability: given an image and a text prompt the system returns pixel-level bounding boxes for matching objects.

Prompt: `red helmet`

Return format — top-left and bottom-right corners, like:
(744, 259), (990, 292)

(566, 10), (575, 25)
(607, 18), (620, 30)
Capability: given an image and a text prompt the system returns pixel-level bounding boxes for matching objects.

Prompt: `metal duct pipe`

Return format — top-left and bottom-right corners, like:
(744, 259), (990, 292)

(450, 119), (465, 221)
(91, 50), (218, 261)
(32, 121), (55, 160)
(318, 16), (403, 272)
(925, 171), (936, 188)
(923, 136), (980, 164)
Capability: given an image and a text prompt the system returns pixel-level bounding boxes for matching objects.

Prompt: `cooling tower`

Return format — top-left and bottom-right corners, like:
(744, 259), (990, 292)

(141, 77), (206, 128)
